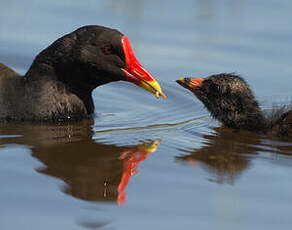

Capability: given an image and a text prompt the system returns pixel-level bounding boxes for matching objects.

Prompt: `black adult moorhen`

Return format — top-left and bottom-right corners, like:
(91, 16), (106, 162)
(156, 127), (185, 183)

(177, 73), (292, 139)
(0, 25), (166, 122)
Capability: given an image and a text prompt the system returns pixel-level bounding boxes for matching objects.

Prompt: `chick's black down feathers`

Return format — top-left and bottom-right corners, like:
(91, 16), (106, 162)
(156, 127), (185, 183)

(177, 73), (292, 139)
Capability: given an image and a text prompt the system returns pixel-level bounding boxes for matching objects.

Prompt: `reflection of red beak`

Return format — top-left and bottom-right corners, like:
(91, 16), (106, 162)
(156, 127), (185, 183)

(121, 36), (166, 99)
(117, 140), (162, 205)
(117, 149), (149, 205)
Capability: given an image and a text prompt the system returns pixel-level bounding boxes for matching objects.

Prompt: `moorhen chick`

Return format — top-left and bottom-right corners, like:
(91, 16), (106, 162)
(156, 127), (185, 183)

(0, 25), (166, 122)
(177, 73), (292, 139)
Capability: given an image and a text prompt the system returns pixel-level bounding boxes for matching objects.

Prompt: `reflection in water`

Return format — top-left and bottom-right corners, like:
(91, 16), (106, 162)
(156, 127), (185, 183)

(117, 140), (161, 204)
(35, 139), (161, 205)
(177, 127), (292, 184)
(77, 220), (111, 230)
(0, 121), (161, 205)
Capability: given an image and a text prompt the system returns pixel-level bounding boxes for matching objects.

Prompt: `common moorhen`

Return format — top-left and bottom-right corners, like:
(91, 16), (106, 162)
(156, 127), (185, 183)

(177, 73), (291, 139)
(0, 25), (166, 122)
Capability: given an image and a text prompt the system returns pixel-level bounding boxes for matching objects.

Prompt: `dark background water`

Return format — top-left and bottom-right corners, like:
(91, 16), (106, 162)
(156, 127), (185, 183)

(0, 0), (292, 229)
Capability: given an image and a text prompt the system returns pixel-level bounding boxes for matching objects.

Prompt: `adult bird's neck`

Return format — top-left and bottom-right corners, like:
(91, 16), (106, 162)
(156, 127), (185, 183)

(24, 62), (95, 119)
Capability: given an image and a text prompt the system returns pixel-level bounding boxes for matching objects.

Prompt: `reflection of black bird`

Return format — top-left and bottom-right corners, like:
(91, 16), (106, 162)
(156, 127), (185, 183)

(34, 138), (161, 204)
(177, 127), (257, 184)
(34, 138), (125, 202)
(0, 122), (161, 204)
(0, 25), (165, 122)
(176, 126), (292, 184)
(177, 74), (292, 139)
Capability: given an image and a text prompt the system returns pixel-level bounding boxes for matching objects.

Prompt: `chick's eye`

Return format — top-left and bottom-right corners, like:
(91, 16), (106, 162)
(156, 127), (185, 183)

(103, 45), (113, 55)
(207, 84), (220, 97)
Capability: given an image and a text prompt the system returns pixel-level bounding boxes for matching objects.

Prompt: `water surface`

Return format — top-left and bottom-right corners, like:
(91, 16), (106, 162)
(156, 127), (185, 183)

(1, 0), (292, 229)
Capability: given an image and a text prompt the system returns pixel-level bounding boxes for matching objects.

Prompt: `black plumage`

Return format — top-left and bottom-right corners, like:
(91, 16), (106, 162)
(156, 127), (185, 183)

(0, 25), (164, 122)
(177, 73), (292, 139)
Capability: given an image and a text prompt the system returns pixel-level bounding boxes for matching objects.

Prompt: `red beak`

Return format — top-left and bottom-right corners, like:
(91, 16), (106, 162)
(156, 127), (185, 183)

(121, 36), (166, 99)
(176, 77), (204, 93)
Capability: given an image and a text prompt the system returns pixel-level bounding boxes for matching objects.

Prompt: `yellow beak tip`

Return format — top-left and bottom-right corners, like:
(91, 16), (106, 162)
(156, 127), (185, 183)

(176, 78), (185, 83)
(156, 91), (167, 99)
(139, 80), (166, 99)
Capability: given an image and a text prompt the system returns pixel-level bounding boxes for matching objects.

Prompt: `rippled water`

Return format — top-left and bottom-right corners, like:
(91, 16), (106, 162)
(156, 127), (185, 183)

(1, 0), (292, 229)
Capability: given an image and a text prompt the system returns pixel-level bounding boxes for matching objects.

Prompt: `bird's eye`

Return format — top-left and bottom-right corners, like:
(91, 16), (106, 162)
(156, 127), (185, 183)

(209, 84), (220, 94)
(103, 45), (113, 55)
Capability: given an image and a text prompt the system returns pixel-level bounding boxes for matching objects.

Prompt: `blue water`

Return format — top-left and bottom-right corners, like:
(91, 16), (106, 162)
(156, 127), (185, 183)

(0, 0), (292, 229)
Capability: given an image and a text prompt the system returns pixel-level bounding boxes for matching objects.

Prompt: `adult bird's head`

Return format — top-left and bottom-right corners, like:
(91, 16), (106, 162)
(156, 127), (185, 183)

(26, 25), (166, 99)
